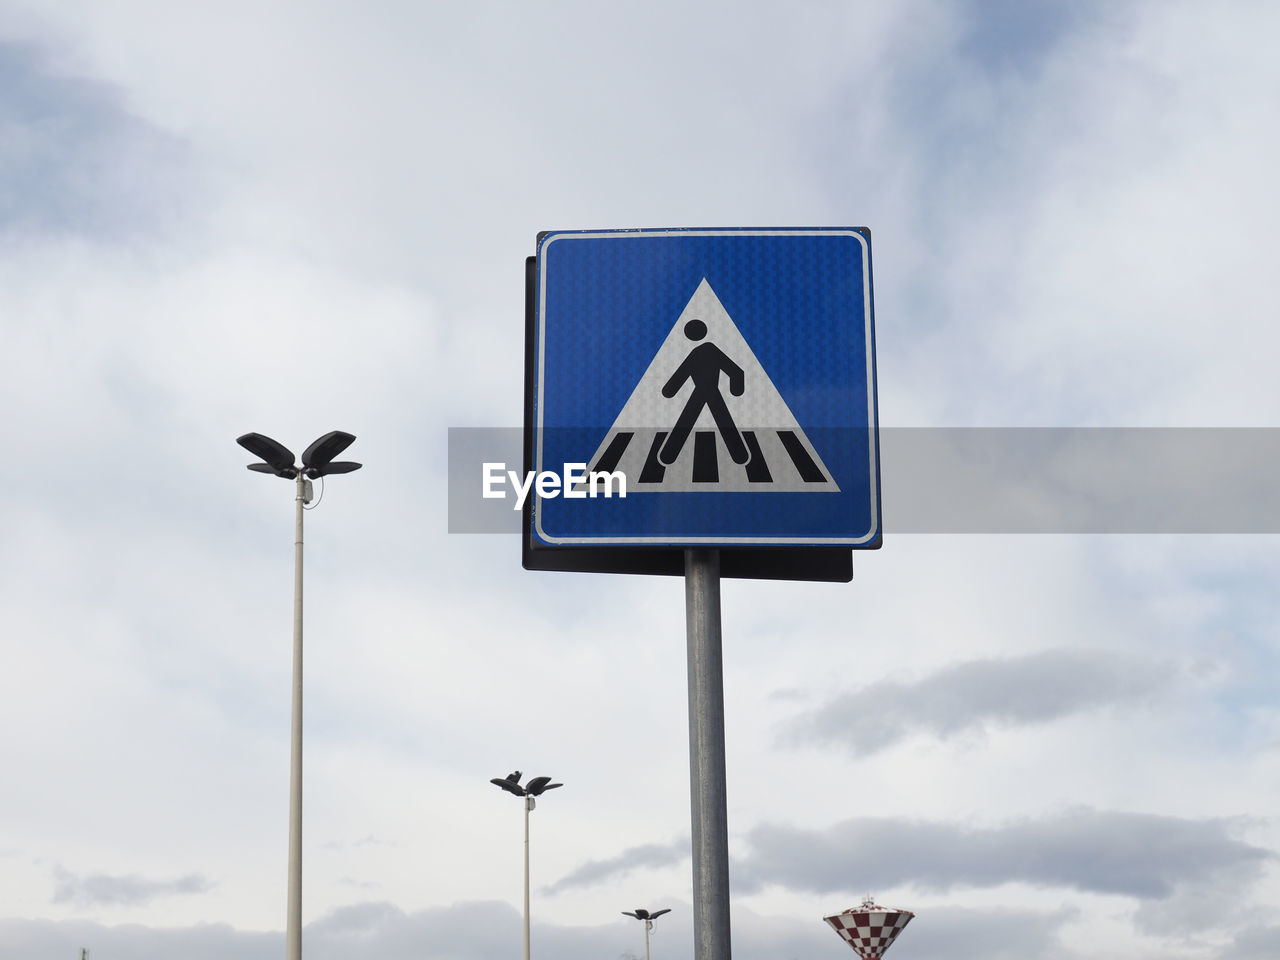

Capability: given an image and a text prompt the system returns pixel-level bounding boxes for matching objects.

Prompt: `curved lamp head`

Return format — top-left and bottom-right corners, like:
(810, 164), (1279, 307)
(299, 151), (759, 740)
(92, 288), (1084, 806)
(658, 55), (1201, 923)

(524, 775), (562, 797)
(302, 431), (362, 478)
(490, 771), (526, 796)
(307, 460), (362, 478)
(302, 431), (355, 469)
(237, 433), (298, 478)
(624, 908), (670, 921)
(490, 777), (526, 797)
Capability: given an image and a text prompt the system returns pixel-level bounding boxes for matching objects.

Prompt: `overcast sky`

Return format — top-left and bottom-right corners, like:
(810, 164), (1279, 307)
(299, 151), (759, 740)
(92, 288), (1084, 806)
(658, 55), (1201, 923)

(2, 2), (1278, 959)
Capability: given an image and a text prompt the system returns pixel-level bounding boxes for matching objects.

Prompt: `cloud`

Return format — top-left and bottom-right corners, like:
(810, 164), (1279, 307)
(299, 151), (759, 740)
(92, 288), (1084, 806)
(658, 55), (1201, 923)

(883, 904), (1076, 960)
(0, 897), (1079, 960)
(0, 40), (195, 241)
(786, 648), (1175, 754)
(735, 809), (1272, 911)
(1132, 876), (1270, 938)
(52, 866), (213, 907)
(721, 900), (1077, 960)
(0, 917), (275, 960)
(1222, 924), (1280, 960)
(544, 838), (689, 894)
(258, 900), (628, 960)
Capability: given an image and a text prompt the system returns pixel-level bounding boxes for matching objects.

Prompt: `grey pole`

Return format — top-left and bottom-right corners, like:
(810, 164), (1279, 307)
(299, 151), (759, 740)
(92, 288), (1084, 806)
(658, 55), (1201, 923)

(238, 429), (360, 960)
(286, 472), (305, 960)
(684, 548), (731, 960)
(523, 796), (532, 960)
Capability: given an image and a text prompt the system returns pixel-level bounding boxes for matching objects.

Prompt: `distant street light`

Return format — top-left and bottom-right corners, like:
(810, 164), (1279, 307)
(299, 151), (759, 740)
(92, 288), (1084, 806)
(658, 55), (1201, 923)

(623, 907), (671, 960)
(238, 431), (361, 960)
(490, 771), (562, 960)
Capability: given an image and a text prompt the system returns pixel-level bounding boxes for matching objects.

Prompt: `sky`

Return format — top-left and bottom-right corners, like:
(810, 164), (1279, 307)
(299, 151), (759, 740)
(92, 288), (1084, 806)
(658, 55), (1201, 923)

(1, 1), (1279, 959)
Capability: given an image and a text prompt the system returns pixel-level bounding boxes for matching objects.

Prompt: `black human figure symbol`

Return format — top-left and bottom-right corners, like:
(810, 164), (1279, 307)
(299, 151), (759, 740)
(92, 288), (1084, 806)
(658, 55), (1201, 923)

(658, 318), (750, 466)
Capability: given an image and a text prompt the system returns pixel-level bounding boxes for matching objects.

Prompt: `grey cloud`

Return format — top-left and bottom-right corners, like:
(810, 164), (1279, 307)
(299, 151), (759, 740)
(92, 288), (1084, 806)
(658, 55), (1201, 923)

(544, 838), (689, 894)
(725, 901), (1076, 960)
(0, 917), (275, 960)
(884, 905), (1076, 960)
(256, 899), (640, 960)
(0, 41), (196, 241)
(0, 904), (530, 960)
(52, 865), (213, 907)
(0, 898), (1079, 960)
(955, 0), (1088, 77)
(1221, 925), (1280, 960)
(736, 809), (1272, 908)
(787, 648), (1174, 755)
(1132, 876), (1264, 937)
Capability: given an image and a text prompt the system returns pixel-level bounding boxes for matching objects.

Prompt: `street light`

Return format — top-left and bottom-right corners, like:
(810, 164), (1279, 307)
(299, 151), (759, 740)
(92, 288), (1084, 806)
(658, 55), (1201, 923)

(622, 908), (671, 960)
(490, 771), (562, 960)
(238, 430), (361, 960)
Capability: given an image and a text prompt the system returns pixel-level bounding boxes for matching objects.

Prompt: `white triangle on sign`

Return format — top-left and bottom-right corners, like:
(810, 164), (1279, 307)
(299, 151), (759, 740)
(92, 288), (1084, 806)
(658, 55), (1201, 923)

(575, 278), (839, 494)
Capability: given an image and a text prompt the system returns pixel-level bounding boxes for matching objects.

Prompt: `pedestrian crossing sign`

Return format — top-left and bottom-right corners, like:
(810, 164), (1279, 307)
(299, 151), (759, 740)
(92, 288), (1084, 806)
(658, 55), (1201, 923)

(528, 227), (880, 549)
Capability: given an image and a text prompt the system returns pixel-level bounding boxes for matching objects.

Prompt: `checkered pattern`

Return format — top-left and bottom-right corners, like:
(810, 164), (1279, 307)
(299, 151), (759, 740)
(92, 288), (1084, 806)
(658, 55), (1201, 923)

(823, 904), (914, 958)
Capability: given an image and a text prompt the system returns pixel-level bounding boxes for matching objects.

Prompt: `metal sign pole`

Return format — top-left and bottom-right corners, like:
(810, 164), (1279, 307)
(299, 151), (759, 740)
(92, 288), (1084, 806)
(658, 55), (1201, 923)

(684, 548), (732, 960)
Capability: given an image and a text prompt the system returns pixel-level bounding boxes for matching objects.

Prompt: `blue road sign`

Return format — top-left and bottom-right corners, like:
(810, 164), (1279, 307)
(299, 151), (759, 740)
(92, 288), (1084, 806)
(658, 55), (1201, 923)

(530, 227), (880, 548)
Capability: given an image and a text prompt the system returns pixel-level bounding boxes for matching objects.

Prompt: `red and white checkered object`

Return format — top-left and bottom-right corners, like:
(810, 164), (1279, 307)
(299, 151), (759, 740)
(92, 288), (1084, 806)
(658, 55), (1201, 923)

(823, 898), (914, 959)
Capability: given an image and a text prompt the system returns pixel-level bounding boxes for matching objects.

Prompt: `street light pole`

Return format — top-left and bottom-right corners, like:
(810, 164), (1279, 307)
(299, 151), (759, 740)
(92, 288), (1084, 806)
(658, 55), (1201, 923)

(490, 772), (562, 960)
(623, 908), (671, 960)
(238, 431), (361, 960)
(286, 468), (305, 960)
(523, 795), (532, 960)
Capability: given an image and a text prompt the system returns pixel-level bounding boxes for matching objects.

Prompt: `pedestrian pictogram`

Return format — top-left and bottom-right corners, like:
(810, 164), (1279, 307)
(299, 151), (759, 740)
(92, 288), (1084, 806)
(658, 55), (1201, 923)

(659, 317), (747, 466)
(573, 279), (839, 494)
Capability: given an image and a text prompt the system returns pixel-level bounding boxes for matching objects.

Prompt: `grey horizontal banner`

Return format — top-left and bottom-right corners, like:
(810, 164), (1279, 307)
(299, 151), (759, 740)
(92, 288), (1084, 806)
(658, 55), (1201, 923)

(448, 427), (1280, 534)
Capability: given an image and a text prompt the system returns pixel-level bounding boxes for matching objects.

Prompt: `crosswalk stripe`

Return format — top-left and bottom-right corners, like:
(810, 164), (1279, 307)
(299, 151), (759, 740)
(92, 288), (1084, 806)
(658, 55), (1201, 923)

(692, 431), (719, 483)
(638, 432), (667, 484)
(742, 431), (773, 483)
(591, 431), (633, 475)
(580, 427), (835, 491)
(777, 430), (826, 483)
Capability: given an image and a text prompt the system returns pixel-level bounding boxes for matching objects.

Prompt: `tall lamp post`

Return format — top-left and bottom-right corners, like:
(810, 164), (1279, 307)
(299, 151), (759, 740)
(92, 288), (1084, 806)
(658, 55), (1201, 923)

(490, 771), (562, 960)
(623, 908), (671, 960)
(238, 430), (362, 960)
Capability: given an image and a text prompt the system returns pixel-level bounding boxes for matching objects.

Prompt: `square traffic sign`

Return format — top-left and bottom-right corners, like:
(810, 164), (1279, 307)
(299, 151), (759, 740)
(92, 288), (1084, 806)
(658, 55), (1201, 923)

(527, 227), (880, 550)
